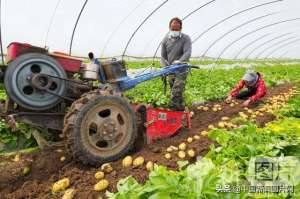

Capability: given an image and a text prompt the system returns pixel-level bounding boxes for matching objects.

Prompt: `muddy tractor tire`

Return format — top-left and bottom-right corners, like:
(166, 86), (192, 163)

(63, 93), (137, 166)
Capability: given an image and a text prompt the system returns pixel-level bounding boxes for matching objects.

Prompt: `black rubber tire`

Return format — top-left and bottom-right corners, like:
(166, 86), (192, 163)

(4, 53), (67, 110)
(65, 94), (137, 167)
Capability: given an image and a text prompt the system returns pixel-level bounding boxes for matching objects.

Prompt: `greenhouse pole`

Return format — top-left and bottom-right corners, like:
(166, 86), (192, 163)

(254, 36), (298, 59)
(122, 0), (168, 59)
(69, 0), (88, 56)
(216, 18), (300, 61)
(234, 33), (270, 59)
(202, 12), (277, 58)
(244, 32), (294, 59)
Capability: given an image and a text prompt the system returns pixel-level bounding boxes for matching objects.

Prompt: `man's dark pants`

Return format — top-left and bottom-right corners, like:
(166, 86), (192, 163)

(168, 71), (188, 111)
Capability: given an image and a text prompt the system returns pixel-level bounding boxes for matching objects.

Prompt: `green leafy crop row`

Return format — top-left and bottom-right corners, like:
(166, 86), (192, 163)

(109, 86), (300, 199)
(125, 64), (300, 107)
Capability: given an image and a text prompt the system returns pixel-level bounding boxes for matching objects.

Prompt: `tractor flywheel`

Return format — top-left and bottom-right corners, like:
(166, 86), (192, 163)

(4, 53), (67, 110)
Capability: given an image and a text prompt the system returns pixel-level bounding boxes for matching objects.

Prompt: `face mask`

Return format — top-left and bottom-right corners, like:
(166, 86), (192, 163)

(169, 31), (181, 38)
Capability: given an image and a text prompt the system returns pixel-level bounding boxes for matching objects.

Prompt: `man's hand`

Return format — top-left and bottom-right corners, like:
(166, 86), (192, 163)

(225, 95), (233, 103)
(173, 60), (181, 64)
(243, 99), (251, 107)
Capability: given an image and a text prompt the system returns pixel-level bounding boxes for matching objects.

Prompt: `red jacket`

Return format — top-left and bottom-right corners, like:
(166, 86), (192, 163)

(230, 73), (267, 102)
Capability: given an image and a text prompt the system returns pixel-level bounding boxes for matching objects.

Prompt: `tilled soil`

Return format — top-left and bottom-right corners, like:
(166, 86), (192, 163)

(0, 83), (295, 199)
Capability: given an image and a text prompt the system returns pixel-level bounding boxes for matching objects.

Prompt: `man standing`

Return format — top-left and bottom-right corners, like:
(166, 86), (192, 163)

(160, 17), (192, 111)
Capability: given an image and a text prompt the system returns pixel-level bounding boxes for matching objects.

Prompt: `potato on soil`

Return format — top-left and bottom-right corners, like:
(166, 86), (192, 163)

(13, 154), (20, 162)
(200, 131), (208, 136)
(187, 149), (195, 157)
(122, 156), (133, 167)
(178, 143), (187, 150)
(52, 178), (70, 193)
(94, 179), (109, 191)
(178, 151), (186, 159)
(146, 161), (154, 171)
(221, 116), (229, 121)
(101, 163), (113, 173)
(218, 122), (225, 128)
(187, 137), (193, 143)
(23, 166), (30, 175)
(164, 153), (171, 160)
(60, 156), (66, 162)
(193, 135), (200, 140)
(94, 171), (105, 180)
(62, 188), (76, 199)
(133, 156), (144, 166)
(203, 107), (209, 111)
(208, 124), (215, 129)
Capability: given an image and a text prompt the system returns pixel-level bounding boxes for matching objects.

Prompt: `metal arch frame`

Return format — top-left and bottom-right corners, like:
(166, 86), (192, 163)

(100, 0), (146, 57)
(201, 12), (277, 58)
(264, 38), (300, 59)
(152, 0), (284, 60)
(278, 44), (300, 58)
(151, 0), (217, 61)
(44, 0), (62, 47)
(234, 33), (270, 59)
(121, 0), (169, 59)
(69, 0), (89, 55)
(192, 0), (284, 44)
(215, 17), (300, 60)
(244, 32), (294, 59)
(254, 35), (298, 59)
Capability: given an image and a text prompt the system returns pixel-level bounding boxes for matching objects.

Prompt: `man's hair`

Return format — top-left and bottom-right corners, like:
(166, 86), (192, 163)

(88, 52), (94, 59)
(169, 17), (182, 28)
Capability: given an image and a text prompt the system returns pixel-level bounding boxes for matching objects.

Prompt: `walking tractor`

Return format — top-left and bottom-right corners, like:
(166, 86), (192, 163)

(2, 42), (191, 166)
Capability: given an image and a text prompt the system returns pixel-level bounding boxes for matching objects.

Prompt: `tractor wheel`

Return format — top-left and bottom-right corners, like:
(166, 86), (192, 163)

(63, 93), (137, 166)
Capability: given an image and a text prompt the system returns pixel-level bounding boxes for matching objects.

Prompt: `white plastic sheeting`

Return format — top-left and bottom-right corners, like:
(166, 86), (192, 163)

(1, 0), (300, 58)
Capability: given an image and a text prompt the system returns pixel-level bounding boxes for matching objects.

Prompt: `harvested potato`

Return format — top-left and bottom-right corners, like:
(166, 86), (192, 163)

(187, 137), (193, 143)
(13, 154), (20, 162)
(52, 178), (70, 193)
(146, 161), (154, 171)
(62, 188), (76, 199)
(133, 156), (144, 166)
(193, 135), (200, 140)
(23, 166), (30, 175)
(203, 107), (209, 111)
(94, 179), (109, 191)
(197, 106), (204, 110)
(177, 151), (186, 159)
(190, 111), (194, 118)
(56, 149), (63, 153)
(164, 153), (171, 160)
(101, 163), (113, 173)
(166, 147), (173, 152)
(94, 171), (105, 180)
(60, 156), (66, 162)
(230, 103), (235, 107)
(200, 131), (208, 136)
(187, 149), (195, 157)
(178, 143), (186, 150)
(122, 156), (133, 167)
(218, 107), (222, 111)
(218, 122), (225, 128)
(212, 107), (218, 112)
(170, 145), (178, 151)
(208, 124), (215, 129)
(221, 116), (229, 121)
